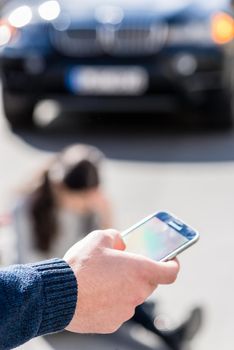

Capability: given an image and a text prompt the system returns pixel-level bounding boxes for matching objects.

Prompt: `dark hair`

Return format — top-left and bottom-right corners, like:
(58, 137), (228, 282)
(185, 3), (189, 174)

(30, 145), (102, 251)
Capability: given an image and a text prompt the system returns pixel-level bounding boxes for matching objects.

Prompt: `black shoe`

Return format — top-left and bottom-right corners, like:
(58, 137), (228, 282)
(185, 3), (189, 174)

(156, 307), (203, 350)
(132, 305), (203, 350)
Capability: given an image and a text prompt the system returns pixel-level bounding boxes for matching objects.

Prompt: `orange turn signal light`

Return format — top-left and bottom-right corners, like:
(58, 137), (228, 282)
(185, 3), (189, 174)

(211, 12), (234, 44)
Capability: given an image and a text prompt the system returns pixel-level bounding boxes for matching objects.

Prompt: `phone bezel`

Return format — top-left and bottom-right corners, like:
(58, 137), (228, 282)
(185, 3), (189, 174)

(122, 211), (200, 262)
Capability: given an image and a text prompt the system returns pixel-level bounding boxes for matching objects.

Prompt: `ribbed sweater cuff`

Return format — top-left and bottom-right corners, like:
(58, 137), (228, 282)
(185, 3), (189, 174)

(29, 258), (77, 336)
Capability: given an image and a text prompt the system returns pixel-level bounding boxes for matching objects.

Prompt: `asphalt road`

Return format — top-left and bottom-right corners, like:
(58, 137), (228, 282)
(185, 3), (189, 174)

(1, 99), (234, 350)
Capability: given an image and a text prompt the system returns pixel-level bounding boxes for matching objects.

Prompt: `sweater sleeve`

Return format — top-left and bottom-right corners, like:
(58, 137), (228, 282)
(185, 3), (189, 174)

(0, 258), (77, 350)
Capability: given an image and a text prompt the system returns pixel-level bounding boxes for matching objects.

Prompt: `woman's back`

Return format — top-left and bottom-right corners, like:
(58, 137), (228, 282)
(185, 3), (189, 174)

(14, 196), (100, 264)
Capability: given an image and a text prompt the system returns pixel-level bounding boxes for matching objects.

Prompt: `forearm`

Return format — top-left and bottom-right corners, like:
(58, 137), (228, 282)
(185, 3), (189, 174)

(0, 259), (77, 350)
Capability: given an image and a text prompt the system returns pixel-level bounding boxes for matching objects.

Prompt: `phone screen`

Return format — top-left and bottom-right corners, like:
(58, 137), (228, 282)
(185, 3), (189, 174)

(123, 213), (196, 261)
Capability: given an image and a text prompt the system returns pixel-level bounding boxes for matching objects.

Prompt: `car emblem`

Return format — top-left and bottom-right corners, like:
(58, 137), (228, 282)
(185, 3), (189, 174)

(95, 5), (124, 25)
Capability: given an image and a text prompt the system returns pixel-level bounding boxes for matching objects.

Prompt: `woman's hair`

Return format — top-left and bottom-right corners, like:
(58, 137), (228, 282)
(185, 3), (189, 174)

(30, 144), (103, 252)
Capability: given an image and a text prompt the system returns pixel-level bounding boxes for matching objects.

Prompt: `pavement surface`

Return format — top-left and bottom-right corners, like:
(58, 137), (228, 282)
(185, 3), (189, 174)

(1, 97), (234, 350)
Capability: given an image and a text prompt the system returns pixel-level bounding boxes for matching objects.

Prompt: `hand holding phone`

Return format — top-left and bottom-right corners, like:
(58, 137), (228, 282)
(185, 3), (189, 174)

(122, 212), (199, 262)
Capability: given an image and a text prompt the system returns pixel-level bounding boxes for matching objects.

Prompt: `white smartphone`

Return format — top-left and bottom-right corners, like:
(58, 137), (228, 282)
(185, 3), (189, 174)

(122, 211), (199, 262)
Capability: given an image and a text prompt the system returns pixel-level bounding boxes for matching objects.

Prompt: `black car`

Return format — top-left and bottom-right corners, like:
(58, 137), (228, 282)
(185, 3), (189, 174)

(0, 0), (234, 128)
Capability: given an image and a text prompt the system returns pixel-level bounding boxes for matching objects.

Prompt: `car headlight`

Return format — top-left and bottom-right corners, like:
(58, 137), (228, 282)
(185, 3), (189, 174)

(8, 6), (32, 28)
(168, 22), (212, 45)
(38, 1), (61, 21)
(0, 20), (17, 46)
(211, 12), (234, 44)
(168, 12), (234, 46)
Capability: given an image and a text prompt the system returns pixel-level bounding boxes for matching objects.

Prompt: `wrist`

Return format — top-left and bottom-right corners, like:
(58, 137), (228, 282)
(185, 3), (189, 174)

(28, 258), (78, 336)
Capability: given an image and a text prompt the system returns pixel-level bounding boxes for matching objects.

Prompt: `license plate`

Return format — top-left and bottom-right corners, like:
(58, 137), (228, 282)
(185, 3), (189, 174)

(67, 66), (148, 95)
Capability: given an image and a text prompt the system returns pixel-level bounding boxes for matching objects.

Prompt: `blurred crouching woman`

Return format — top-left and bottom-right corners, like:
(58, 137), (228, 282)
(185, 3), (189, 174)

(13, 144), (112, 263)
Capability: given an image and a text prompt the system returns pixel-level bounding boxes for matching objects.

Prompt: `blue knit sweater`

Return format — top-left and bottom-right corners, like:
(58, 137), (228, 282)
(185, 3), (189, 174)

(0, 259), (77, 350)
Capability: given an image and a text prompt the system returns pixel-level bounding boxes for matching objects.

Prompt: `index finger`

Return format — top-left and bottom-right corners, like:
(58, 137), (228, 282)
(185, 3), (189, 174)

(118, 250), (180, 285)
(136, 256), (180, 285)
(155, 259), (180, 284)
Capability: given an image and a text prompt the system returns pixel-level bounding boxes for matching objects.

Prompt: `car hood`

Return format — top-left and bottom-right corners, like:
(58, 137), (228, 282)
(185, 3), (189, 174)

(2, 0), (230, 24)
(59, 0), (229, 12)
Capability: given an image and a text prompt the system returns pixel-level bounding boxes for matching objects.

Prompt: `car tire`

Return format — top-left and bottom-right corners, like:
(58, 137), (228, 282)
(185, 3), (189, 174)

(2, 88), (36, 129)
(202, 91), (233, 129)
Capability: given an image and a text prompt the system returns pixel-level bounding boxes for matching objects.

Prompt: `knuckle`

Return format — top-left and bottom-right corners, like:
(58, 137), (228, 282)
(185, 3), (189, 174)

(117, 307), (136, 325)
(100, 233), (112, 245)
(91, 230), (113, 246)
(89, 229), (102, 239)
(132, 293), (146, 307)
(107, 324), (121, 333)
(126, 308), (136, 320)
(147, 279), (158, 290)
(138, 270), (158, 290)
(101, 229), (119, 244)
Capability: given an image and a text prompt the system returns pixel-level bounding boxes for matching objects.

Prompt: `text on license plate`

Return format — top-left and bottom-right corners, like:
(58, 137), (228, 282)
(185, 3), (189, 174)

(67, 66), (149, 95)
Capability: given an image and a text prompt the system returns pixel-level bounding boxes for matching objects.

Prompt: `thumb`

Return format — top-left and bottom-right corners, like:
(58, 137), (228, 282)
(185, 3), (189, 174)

(113, 234), (126, 251)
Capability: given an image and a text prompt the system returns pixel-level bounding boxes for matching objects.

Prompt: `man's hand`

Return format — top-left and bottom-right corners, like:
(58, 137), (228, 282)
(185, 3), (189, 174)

(63, 229), (179, 334)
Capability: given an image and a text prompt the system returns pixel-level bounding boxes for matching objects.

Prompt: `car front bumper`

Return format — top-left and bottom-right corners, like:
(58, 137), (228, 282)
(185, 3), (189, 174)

(0, 45), (225, 112)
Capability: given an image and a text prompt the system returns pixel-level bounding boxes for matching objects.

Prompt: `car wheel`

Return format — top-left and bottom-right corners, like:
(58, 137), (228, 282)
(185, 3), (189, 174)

(2, 88), (36, 129)
(202, 91), (233, 129)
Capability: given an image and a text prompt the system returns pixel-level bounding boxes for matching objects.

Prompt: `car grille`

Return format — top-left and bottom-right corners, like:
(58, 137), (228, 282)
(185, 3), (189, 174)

(51, 28), (100, 57)
(50, 21), (168, 57)
(107, 25), (167, 56)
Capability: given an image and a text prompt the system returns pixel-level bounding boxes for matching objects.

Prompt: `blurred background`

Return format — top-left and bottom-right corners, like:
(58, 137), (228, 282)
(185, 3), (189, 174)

(1, 0), (234, 349)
